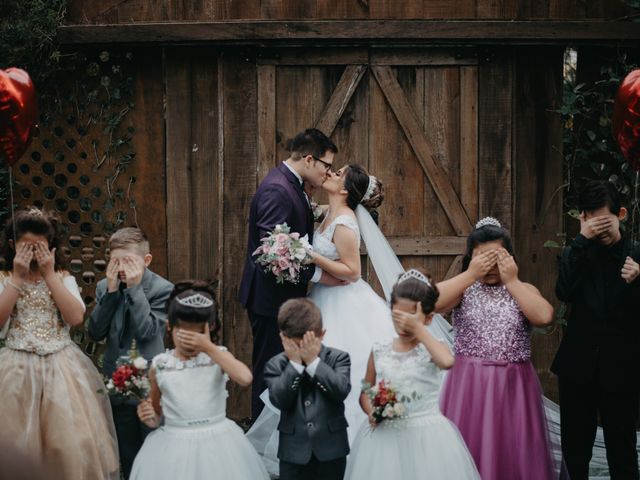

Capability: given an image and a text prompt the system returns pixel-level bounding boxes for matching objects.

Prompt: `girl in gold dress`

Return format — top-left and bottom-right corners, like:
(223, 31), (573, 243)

(0, 207), (119, 479)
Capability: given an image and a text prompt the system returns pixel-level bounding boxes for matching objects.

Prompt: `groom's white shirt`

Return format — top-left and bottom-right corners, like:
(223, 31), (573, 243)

(283, 161), (322, 284)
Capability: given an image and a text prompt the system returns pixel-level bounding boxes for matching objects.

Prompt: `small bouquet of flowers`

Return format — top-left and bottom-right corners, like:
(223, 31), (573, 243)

(100, 342), (150, 400)
(362, 379), (415, 425)
(253, 223), (313, 284)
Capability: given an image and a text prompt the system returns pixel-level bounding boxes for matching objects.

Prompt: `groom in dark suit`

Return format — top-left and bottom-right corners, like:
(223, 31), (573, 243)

(239, 128), (341, 419)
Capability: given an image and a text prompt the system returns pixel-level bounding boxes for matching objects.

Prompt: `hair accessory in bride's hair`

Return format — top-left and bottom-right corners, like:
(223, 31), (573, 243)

(398, 269), (431, 286)
(176, 293), (214, 309)
(475, 217), (501, 229)
(361, 175), (377, 203)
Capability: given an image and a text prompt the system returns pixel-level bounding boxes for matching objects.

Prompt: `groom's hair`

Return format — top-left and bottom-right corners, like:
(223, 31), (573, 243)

(278, 298), (323, 338)
(289, 128), (338, 161)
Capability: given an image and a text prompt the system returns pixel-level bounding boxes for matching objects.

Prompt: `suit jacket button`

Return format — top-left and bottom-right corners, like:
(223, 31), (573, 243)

(307, 422), (314, 429)
(304, 400), (311, 407)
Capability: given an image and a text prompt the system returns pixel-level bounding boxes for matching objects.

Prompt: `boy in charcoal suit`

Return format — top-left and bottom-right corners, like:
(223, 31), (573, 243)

(264, 298), (351, 480)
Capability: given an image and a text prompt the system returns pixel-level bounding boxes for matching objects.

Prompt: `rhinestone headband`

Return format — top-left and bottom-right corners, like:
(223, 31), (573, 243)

(176, 293), (214, 309)
(398, 269), (431, 286)
(475, 216), (501, 229)
(361, 175), (377, 203)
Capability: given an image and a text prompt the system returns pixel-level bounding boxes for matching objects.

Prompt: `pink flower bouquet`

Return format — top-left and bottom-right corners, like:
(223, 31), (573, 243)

(253, 223), (313, 284)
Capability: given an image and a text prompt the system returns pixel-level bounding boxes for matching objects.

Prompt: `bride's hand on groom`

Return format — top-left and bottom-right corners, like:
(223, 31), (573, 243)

(280, 333), (303, 364)
(319, 271), (349, 287)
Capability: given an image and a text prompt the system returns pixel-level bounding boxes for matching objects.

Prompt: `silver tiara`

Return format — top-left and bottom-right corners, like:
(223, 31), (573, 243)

(361, 175), (377, 203)
(176, 293), (214, 309)
(475, 217), (501, 229)
(398, 269), (431, 286)
(26, 207), (44, 217)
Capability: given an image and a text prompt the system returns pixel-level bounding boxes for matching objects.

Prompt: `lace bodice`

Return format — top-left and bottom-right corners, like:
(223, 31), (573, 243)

(313, 214), (360, 260)
(453, 281), (531, 362)
(372, 338), (444, 417)
(153, 349), (230, 428)
(1, 273), (83, 355)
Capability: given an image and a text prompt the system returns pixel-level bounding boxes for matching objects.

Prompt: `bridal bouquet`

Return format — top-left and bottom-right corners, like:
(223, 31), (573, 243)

(253, 223), (313, 284)
(362, 379), (415, 425)
(100, 343), (150, 400)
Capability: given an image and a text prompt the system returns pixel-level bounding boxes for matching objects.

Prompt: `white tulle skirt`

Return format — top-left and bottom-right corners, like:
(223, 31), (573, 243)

(130, 418), (269, 480)
(346, 412), (480, 480)
(246, 279), (397, 477)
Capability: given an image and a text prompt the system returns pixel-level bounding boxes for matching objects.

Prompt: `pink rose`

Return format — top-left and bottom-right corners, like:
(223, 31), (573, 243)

(275, 233), (289, 244)
(290, 232), (300, 240)
(278, 258), (291, 270)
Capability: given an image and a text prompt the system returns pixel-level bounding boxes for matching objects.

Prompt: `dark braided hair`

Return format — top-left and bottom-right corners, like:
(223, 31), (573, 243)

(343, 164), (384, 221)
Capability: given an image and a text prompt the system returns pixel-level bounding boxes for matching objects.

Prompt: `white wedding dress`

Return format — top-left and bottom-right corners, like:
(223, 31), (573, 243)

(345, 339), (480, 479)
(130, 349), (269, 480)
(246, 211), (398, 476)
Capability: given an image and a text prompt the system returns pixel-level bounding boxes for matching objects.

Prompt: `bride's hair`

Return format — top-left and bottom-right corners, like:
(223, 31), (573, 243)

(344, 164), (384, 217)
(391, 269), (439, 315)
(166, 280), (220, 344)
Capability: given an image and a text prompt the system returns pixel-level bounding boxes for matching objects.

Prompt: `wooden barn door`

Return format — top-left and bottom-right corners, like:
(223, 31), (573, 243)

(256, 48), (478, 286)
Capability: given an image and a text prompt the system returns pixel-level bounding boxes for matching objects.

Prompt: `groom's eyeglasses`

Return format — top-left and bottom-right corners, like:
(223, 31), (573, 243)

(311, 155), (333, 173)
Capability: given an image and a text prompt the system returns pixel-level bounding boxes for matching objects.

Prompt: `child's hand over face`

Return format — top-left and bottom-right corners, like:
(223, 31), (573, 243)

(137, 399), (160, 428)
(105, 257), (120, 292)
(621, 256), (640, 284)
(12, 242), (33, 281)
(34, 242), (56, 278)
(579, 213), (614, 240)
(299, 331), (322, 365)
(468, 250), (498, 280)
(392, 302), (424, 336)
(497, 248), (518, 285)
(176, 323), (212, 354)
(280, 333), (302, 364)
(122, 255), (145, 287)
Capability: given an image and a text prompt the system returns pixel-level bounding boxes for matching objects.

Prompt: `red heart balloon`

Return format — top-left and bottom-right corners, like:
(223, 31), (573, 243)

(613, 69), (640, 171)
(0, 68), (38, 167)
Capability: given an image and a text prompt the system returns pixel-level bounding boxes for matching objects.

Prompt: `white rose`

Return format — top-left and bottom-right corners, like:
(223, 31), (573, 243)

(383, 404), (394, 418)
(393, 402), (406, 416)
(133, 357), (148, 370)
(294, 248), (308, 261)
(106, 380), (114, 390)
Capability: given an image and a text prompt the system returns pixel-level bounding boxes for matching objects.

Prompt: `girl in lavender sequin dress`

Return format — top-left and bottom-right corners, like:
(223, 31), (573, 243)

(438, 218), (557, 480)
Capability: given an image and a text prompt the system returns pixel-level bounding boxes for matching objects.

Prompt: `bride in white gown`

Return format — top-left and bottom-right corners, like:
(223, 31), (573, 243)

(246, 164), (453, 476)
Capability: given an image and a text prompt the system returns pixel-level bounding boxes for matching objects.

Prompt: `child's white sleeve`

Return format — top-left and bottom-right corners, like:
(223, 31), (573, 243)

(63, 275), (86, 313)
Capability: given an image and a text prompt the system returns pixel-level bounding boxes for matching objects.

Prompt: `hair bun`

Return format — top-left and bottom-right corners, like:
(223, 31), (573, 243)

(360, 176), (384, 211)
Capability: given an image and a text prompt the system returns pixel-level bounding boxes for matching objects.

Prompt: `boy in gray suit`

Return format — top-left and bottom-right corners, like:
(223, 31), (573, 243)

(87, 227), (173, 478)
(265, 298), (351, 480)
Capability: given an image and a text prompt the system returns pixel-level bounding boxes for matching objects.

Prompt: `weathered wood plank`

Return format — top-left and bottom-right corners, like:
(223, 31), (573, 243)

(58, 20), (640, 45)
(258, 48), (368, 65)
(374, 235), (467, 255)
(478, 50), (513, 230)
(513, 46), (564, 401)
(165, 48), (220, 281)
(460, 65), (479, 224)
(444, 255), (464, 279)
(372, 65), (472, 235)
(476, 0), (518, 19)
(220, 51), (257, 419)
(257, 64), (276, 184)
(370, 49), (478, 65)
(261, 0), (317, 19)
(315, 65), (367, 136)
(214, 0), (261, 19)
(126, 49), (168, 278)
(316, 0), (370, 19)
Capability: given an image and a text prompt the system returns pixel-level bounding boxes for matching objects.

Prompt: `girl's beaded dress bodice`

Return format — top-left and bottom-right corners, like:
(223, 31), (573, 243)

(4, 277), (71, 355)
(452, 281), (531, 362)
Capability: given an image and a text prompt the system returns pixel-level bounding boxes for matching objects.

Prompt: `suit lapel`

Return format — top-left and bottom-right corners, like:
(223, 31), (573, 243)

(278, 163), (314, 240)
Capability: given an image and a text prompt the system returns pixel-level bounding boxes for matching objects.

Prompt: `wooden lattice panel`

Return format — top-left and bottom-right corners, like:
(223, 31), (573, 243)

(8, 50), (137, 368)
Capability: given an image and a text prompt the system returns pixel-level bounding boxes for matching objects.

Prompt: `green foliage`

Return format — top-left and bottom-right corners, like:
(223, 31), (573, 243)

(558, 49), (639, 237)
(0, 0), (137, 235)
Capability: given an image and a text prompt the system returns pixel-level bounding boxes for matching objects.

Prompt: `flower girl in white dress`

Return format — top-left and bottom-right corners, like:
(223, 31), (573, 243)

(130, 281), (269, 480)
(346, 270), (480, 479)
